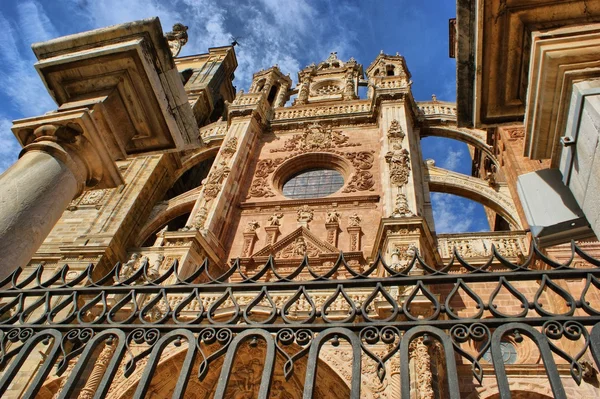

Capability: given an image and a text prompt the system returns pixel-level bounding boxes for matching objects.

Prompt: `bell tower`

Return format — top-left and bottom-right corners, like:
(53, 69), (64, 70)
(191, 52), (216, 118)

(295, 52), (363, 105)
(248, 65), (293, 108)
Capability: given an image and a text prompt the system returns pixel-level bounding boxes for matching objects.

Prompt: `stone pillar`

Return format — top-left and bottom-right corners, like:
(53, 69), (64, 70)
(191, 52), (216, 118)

(325, 223), (339, 246)
(264, 226), (280, 245)
(0, 123), (116, 278)
(78, 341), (116, 399)
(409, 337), (434, 399)
(347, 213), (362, 252)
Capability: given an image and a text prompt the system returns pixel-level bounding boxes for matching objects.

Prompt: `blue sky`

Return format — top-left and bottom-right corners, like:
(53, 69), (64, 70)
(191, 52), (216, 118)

(0, 0), (488, 233)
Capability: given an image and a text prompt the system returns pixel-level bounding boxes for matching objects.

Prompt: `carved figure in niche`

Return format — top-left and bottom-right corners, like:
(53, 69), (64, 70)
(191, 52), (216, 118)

(385, 143), (410, 187)
(326, 210), (341, 224)
(297, 205), (314, 223)
(268, 213), (284, 226)
(392, 193), (414, 217)
(121, 253), (140, 279)
(164, 23), (188, 57)
(387, 119), (405, 140)
(244, 220), (260, 233)
(292, 237), (308, 256)
(348, 213), (361, 227)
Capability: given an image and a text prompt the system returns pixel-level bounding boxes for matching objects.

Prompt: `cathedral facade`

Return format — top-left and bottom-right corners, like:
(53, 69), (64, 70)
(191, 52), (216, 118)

(1, 14), (600, 399)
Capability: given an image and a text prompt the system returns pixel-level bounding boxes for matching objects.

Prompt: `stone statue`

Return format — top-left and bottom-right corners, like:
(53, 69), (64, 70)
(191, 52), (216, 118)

(292, 237), (308, 256)
(268, 213), (283, 226)
(164, 23), (188, 57)
(244, 220), (260, 233)
(147, 254), (164, 280)
(348, 213), (361, 227)
(121, 253), (140, 279)
(326, 210), (341, 224)
(296, 205), (314, 224)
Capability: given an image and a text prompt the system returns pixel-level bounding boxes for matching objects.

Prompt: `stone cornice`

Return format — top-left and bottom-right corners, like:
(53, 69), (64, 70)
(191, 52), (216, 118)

(240, 194), (380, 210)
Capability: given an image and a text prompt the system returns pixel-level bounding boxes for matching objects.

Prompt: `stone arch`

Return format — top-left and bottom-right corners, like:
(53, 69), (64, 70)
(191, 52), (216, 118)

(104, 336), (350, 398)
(136, 200), (195, 247)
(466, 381), (561, 399)
(420, 124), (497, 166)
(176, 144), (220, 183)
(425, 163), (522, 229)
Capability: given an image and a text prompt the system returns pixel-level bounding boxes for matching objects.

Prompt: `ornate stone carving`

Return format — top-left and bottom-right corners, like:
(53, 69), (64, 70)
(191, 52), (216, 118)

(326, 210), (341, 224)
(220, 137), (238, 159)
(271, 123), (358, 153)
(203, 162), (231, 201)
(346, 151), (375, 170)
(348, 212), (362, 227)
(164, 23), (188, 57)
(343, 170), (375, 192)
(278, 237), (320, 258)
(189, 206), (208, 230)
(409, 337), (434, 399)
(297, 205), (314, 224)
(244, 220), (260, 233)
(385, 143), (411, 187)
(255, 158), (284, 178)
(505, 127), (525, 141)
(121, 253), (140, 279)
(79, 341), (116, 399)
(390, 244), (417, 271)
(391, 193), (414, 217)
(248, 177), (276, 198)
(387, 119), (405, 140)
(268, 213), (284, 226)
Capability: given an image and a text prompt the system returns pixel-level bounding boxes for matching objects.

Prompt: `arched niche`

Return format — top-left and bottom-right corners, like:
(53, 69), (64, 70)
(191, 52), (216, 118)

(139, 210), (192, 247)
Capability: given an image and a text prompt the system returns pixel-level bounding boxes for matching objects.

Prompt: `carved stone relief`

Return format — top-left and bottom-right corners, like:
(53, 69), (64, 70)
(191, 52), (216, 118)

(270, 123), (359, 153)
(391, 193), (414, 217)
(387, 119), (405, 140)
(203, 161), (231, 201)
(385, 143), (410, 187)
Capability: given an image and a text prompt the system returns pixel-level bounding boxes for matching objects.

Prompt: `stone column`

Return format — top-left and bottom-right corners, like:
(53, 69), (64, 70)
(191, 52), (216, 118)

(409, 337), (434, 399)
(325, 223), (339, 247)
(78, 341), (116, 399)
(0, 123), (112, 278)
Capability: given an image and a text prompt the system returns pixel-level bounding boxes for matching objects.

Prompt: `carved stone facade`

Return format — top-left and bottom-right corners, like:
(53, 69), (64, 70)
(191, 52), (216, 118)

(5, 14), (600, 399)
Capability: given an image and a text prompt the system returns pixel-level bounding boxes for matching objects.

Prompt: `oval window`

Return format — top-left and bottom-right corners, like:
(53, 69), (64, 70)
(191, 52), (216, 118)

(282, 169), (344, 199)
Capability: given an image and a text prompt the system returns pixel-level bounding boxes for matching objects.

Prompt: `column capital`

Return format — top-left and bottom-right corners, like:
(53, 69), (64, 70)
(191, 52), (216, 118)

(12, 109), (123, 193)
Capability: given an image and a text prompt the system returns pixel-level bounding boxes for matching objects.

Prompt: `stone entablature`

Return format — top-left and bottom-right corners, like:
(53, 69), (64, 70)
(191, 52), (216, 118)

(437, 231), (528, 259)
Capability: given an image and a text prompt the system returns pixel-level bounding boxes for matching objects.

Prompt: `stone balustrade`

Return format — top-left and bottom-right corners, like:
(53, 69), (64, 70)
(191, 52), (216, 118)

(417, 101), (457, 119)
(273, 100), (372, 121)
(437, 231), (528, 259)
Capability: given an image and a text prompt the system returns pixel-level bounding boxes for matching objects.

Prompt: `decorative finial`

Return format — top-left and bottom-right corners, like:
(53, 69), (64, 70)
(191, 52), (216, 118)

(396, 52), (400, 56)
(165, 23), (189, 57)
(380, 50), (384, 55)
(431, 94), (437, 102)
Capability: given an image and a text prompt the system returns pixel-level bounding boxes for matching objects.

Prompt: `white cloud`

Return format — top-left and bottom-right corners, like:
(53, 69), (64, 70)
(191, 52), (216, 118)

(431, 192), (488, 233)
(0, 117), (20, 171)
(439, 148), (464, 171)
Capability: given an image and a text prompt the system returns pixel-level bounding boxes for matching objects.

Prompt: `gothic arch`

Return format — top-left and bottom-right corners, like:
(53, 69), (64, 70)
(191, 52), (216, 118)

(425, 163), (522, 229)
(420, 124), (497, 166)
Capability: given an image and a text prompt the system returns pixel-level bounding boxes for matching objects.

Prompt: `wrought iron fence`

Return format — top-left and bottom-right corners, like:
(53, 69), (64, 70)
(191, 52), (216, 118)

(1, 242), (600, 398)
